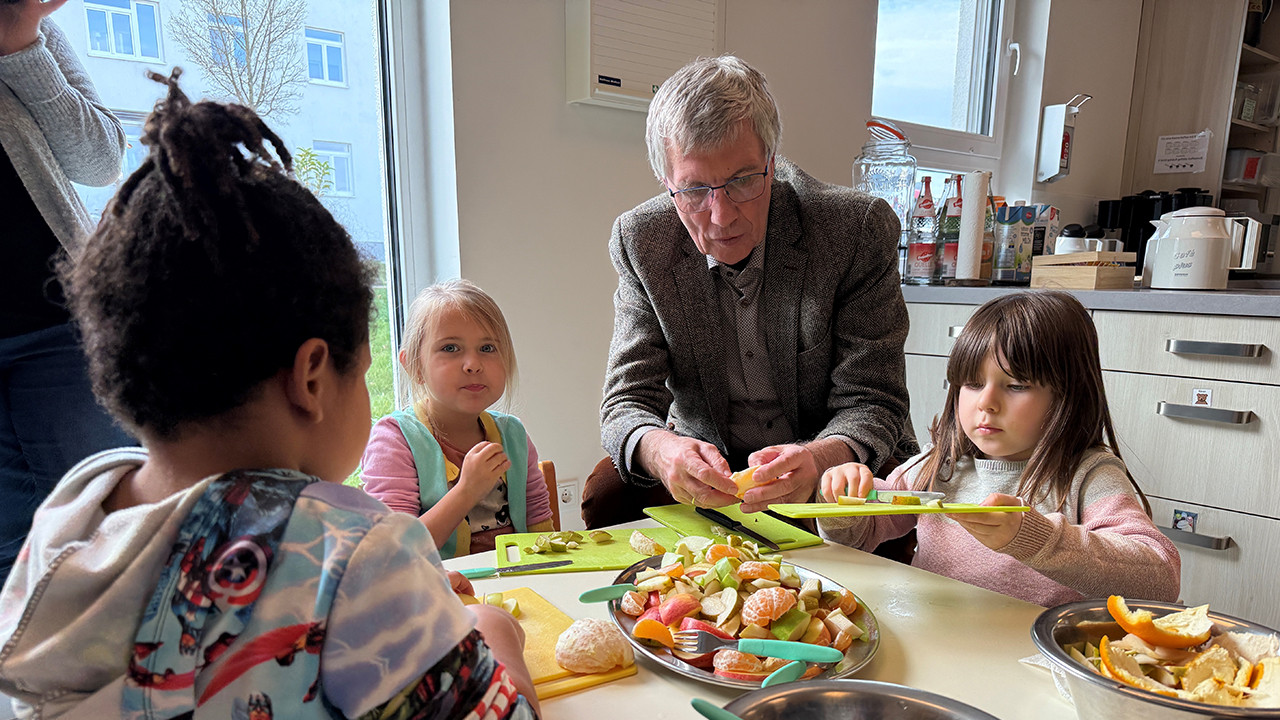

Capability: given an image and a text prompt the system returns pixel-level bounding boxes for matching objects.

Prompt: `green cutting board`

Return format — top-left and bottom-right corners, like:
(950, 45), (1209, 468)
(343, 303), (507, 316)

(643, 503), (823, 552)
(493, 527), (682, 573)
(770, 502), (1030, 518)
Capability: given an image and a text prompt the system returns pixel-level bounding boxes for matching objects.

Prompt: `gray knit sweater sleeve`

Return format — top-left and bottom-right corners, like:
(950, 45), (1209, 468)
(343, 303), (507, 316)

(0, 19), (125, 186)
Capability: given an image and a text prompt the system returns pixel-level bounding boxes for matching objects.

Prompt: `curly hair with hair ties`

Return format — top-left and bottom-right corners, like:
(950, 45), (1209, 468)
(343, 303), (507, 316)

(60, 68), (374, 440)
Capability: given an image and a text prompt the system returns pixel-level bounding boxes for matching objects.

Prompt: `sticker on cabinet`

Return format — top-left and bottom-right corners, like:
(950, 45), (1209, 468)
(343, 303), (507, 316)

(1173, 510), (1197, 533)
(1192, 388), (1213, 406)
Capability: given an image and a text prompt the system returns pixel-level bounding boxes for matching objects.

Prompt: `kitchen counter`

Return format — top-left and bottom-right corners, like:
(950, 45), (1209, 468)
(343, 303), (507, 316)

(444, 520), (1077, 720)
(901, 283), (1280, 317)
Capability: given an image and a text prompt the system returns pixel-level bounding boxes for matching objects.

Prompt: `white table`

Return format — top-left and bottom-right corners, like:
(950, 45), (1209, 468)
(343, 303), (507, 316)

(443, 521), (1078, 720)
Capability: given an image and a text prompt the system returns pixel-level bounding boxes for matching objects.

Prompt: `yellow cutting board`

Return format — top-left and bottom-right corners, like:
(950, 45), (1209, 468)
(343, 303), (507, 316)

(504, 587), (637, 700)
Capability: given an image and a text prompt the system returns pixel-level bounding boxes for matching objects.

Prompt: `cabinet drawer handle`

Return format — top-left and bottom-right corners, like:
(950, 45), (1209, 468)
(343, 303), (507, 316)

(1156, 402), (1254, 425)
(947, 325), (965, 338)
(1157, 525), (1233, 551)
(1164, 338), (1264, 358)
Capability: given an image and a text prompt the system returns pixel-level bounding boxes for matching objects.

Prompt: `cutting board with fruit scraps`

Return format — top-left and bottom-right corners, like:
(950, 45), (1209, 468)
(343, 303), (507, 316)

(504, 587), (636, 699)
(494, 527), (683, 572)
(643, 503), (823, 551)
(770, 502), (1030, 518)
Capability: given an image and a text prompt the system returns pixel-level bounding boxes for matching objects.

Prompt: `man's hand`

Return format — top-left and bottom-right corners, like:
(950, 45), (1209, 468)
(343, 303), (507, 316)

(741, 444), (820, 512)
(0, 0), (67, 56)
(947, 492), (1025, 550)
(638, 430), (737, 507)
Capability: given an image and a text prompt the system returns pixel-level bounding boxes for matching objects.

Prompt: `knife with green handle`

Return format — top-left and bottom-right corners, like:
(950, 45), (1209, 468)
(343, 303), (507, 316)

(577, 583), (637, 603)
(460, 559), (573, 579)
(866, 489), (945, 503)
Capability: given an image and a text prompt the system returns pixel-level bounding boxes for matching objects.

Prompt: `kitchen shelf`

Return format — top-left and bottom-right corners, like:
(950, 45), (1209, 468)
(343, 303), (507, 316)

(1222, 182), (1268, 193)
(1241, 43), (1280, 70)
(1231, 118), (1272, 133)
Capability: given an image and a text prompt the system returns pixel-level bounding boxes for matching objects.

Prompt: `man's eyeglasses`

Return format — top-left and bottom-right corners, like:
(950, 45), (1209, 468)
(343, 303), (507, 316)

(667, 160), (772, 213)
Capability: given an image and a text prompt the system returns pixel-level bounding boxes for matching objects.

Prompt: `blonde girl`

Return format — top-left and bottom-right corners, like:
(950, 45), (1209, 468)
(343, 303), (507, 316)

(362, 279), (554, 557)
(818, 290), (1180, 607)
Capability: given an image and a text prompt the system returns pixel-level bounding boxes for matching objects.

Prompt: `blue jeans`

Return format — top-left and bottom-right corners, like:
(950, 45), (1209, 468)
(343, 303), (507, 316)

(0, 323), (136, 585)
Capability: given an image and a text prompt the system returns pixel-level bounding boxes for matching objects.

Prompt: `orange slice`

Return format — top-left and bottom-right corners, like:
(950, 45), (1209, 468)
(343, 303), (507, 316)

(1107, 596), (1213, 649)
(1098, 636), (1180, 697)
(704, 544), (742, 563)
(631, 618), (674, 648)
(731, 467), (760, 498)
(736, 561), (780, 581)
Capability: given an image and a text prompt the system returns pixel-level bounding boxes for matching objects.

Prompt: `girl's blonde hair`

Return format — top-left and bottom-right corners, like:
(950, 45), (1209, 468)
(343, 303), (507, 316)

(913, 290), (1148, 514)
(400, 279), (518, 426)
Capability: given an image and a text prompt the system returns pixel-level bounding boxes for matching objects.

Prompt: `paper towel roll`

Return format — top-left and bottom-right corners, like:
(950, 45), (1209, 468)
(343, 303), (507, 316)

(956, 171), (990, 280)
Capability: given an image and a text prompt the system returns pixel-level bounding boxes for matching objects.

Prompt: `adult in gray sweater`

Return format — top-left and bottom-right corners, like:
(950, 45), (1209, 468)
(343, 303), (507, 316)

(0, 1), (132, 585)
(582, 56), (916, 528)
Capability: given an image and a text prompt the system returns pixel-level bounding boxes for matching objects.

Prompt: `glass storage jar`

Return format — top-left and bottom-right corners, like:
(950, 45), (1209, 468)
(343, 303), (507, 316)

(853, 118), (917, 252)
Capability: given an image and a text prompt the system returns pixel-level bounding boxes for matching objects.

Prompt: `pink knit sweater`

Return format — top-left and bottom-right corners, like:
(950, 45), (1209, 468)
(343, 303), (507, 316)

(817, 448), (1181, 607)
(360, 416), (555, 546)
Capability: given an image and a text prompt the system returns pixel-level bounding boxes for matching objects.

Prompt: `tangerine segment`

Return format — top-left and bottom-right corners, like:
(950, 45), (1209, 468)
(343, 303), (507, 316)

(631, 618), (674, 648)
(736, 561), (780, 581)
(835, 589), (859, 616)
(713, 648), (765, 675)
(1098, 636), (1180, 697)
(1107, 596), (1213, 649)
(731, 467), (760, 498)
(704, 544), (742, 563)
(741, 586), (797, 627)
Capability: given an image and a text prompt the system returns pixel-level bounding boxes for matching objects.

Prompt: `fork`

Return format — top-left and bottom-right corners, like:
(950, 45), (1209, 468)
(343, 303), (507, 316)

(671, 630), (844, 663)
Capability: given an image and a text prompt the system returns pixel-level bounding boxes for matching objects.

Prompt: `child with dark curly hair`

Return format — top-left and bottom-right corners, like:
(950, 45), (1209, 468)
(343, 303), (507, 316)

(0, 70), (539, 720)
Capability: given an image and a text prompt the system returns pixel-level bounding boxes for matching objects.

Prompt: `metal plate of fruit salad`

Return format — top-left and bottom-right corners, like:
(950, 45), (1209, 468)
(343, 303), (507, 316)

(606, 538), (879, 690)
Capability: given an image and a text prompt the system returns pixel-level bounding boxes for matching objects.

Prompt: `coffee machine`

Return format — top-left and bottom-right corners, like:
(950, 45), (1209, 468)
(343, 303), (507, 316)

(1102, 188), (1215, 271)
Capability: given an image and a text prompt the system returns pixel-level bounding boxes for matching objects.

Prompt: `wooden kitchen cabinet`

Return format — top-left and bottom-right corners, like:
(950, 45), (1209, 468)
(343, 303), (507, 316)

(904, 299), (1280, 627)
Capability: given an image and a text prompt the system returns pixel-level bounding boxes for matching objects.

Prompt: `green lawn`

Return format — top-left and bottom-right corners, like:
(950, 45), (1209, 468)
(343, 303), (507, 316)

(347, 264), (396, 487)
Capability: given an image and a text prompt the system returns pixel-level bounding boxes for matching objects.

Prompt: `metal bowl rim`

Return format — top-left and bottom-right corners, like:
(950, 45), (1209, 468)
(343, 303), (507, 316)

(607, 555), (880, 690)
(1031, 598), (1280, 718)
(722, 678), (1003, 719)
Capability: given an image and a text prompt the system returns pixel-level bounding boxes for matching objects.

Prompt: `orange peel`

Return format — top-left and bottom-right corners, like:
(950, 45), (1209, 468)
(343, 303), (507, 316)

(1098, 636), (1180, 697)
(1106, 595), (1213, 649)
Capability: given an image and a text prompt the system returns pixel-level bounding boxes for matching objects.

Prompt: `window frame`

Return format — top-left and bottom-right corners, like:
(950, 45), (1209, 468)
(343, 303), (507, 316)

(208, 13), (248, 68)
(113, 109), (149, 182)
(872, 0), (1017, 174)
(312, 140), (355, 197)
(83, 0), (164, 63)
(306, 27), (348, 87)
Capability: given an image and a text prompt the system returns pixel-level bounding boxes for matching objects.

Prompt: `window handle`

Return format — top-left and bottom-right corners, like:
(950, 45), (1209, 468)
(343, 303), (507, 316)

(1007, 41), (1021, 77)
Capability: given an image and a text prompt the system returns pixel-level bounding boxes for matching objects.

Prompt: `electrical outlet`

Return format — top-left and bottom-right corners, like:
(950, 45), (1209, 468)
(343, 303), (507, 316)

(557, 480), (578, 507)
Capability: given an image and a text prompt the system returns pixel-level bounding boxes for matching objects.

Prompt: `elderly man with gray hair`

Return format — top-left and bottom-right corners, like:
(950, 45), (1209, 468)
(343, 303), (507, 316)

(582, 55), (917, 529)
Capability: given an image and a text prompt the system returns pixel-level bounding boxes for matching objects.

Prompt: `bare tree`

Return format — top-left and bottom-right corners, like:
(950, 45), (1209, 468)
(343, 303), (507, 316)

(168, 0), (308, 119)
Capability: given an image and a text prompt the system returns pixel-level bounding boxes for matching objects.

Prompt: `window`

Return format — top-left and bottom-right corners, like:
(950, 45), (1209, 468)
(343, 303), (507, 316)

(872, 0), (1015, 172)
(306, 28), (346, 85)
(209, 14), (247, 67)
(85, 0), (161, 61)
(117, 111), (148, 179)
(312, 140), (354, 196)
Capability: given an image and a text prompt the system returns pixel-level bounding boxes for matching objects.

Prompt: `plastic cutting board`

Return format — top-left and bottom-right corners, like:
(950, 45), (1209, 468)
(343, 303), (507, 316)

(770, 502), (1031, 518)
(642, 503), (823, 551)
(503, 587), (637, 699)
(494, 527), (683, 572)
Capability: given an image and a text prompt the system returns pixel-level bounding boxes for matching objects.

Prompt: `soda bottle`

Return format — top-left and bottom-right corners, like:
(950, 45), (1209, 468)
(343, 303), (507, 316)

(934, 174), (962, 284)
(904, 177), (937, 285)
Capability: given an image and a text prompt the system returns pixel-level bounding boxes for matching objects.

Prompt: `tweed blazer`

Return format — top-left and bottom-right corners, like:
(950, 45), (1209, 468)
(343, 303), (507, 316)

(601, 157), (917, 487)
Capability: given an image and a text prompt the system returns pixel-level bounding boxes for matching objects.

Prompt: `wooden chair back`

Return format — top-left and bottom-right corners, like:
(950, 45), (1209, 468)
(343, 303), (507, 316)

(539, 460), (561, 530)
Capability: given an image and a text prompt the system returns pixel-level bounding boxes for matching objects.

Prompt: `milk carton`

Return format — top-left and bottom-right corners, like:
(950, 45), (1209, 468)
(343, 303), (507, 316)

(992, 203), (1037, 285)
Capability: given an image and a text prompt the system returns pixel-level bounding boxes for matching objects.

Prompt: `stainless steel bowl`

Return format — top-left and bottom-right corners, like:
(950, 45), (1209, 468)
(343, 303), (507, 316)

(1032, 599), (1280, 719)
(607, 555), (879, 689)
(722, 679), (1001, 719)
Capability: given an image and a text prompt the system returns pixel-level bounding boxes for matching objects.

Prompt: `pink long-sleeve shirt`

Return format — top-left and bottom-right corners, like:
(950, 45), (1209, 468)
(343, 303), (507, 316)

(817, 448), (1181, 607)
(360, 416), (554, 552)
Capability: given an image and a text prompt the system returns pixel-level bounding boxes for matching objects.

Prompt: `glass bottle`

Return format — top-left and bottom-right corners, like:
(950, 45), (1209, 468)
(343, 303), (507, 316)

(933, 175), (963, 284)
(904, 176), (937, 285)
(853, 118), (917, 263)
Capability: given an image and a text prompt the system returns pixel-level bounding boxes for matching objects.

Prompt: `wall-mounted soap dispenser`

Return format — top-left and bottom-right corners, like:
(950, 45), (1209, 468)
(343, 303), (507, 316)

(1036, 94), (1091, 183)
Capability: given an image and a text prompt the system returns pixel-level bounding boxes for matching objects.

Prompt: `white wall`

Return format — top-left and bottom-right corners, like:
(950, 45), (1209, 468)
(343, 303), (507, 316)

(444, 1), (876, 527)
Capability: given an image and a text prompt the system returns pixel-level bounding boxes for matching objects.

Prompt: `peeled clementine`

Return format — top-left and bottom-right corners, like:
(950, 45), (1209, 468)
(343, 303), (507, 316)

(731, 467), (760, 498)
(1107, 596), (1213, 649)
(741, 586), (797, 627)
(704, 544), (741, 563)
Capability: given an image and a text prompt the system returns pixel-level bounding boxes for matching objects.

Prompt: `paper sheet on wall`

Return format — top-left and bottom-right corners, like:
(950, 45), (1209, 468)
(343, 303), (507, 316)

(1153, 130), (1210, 174)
